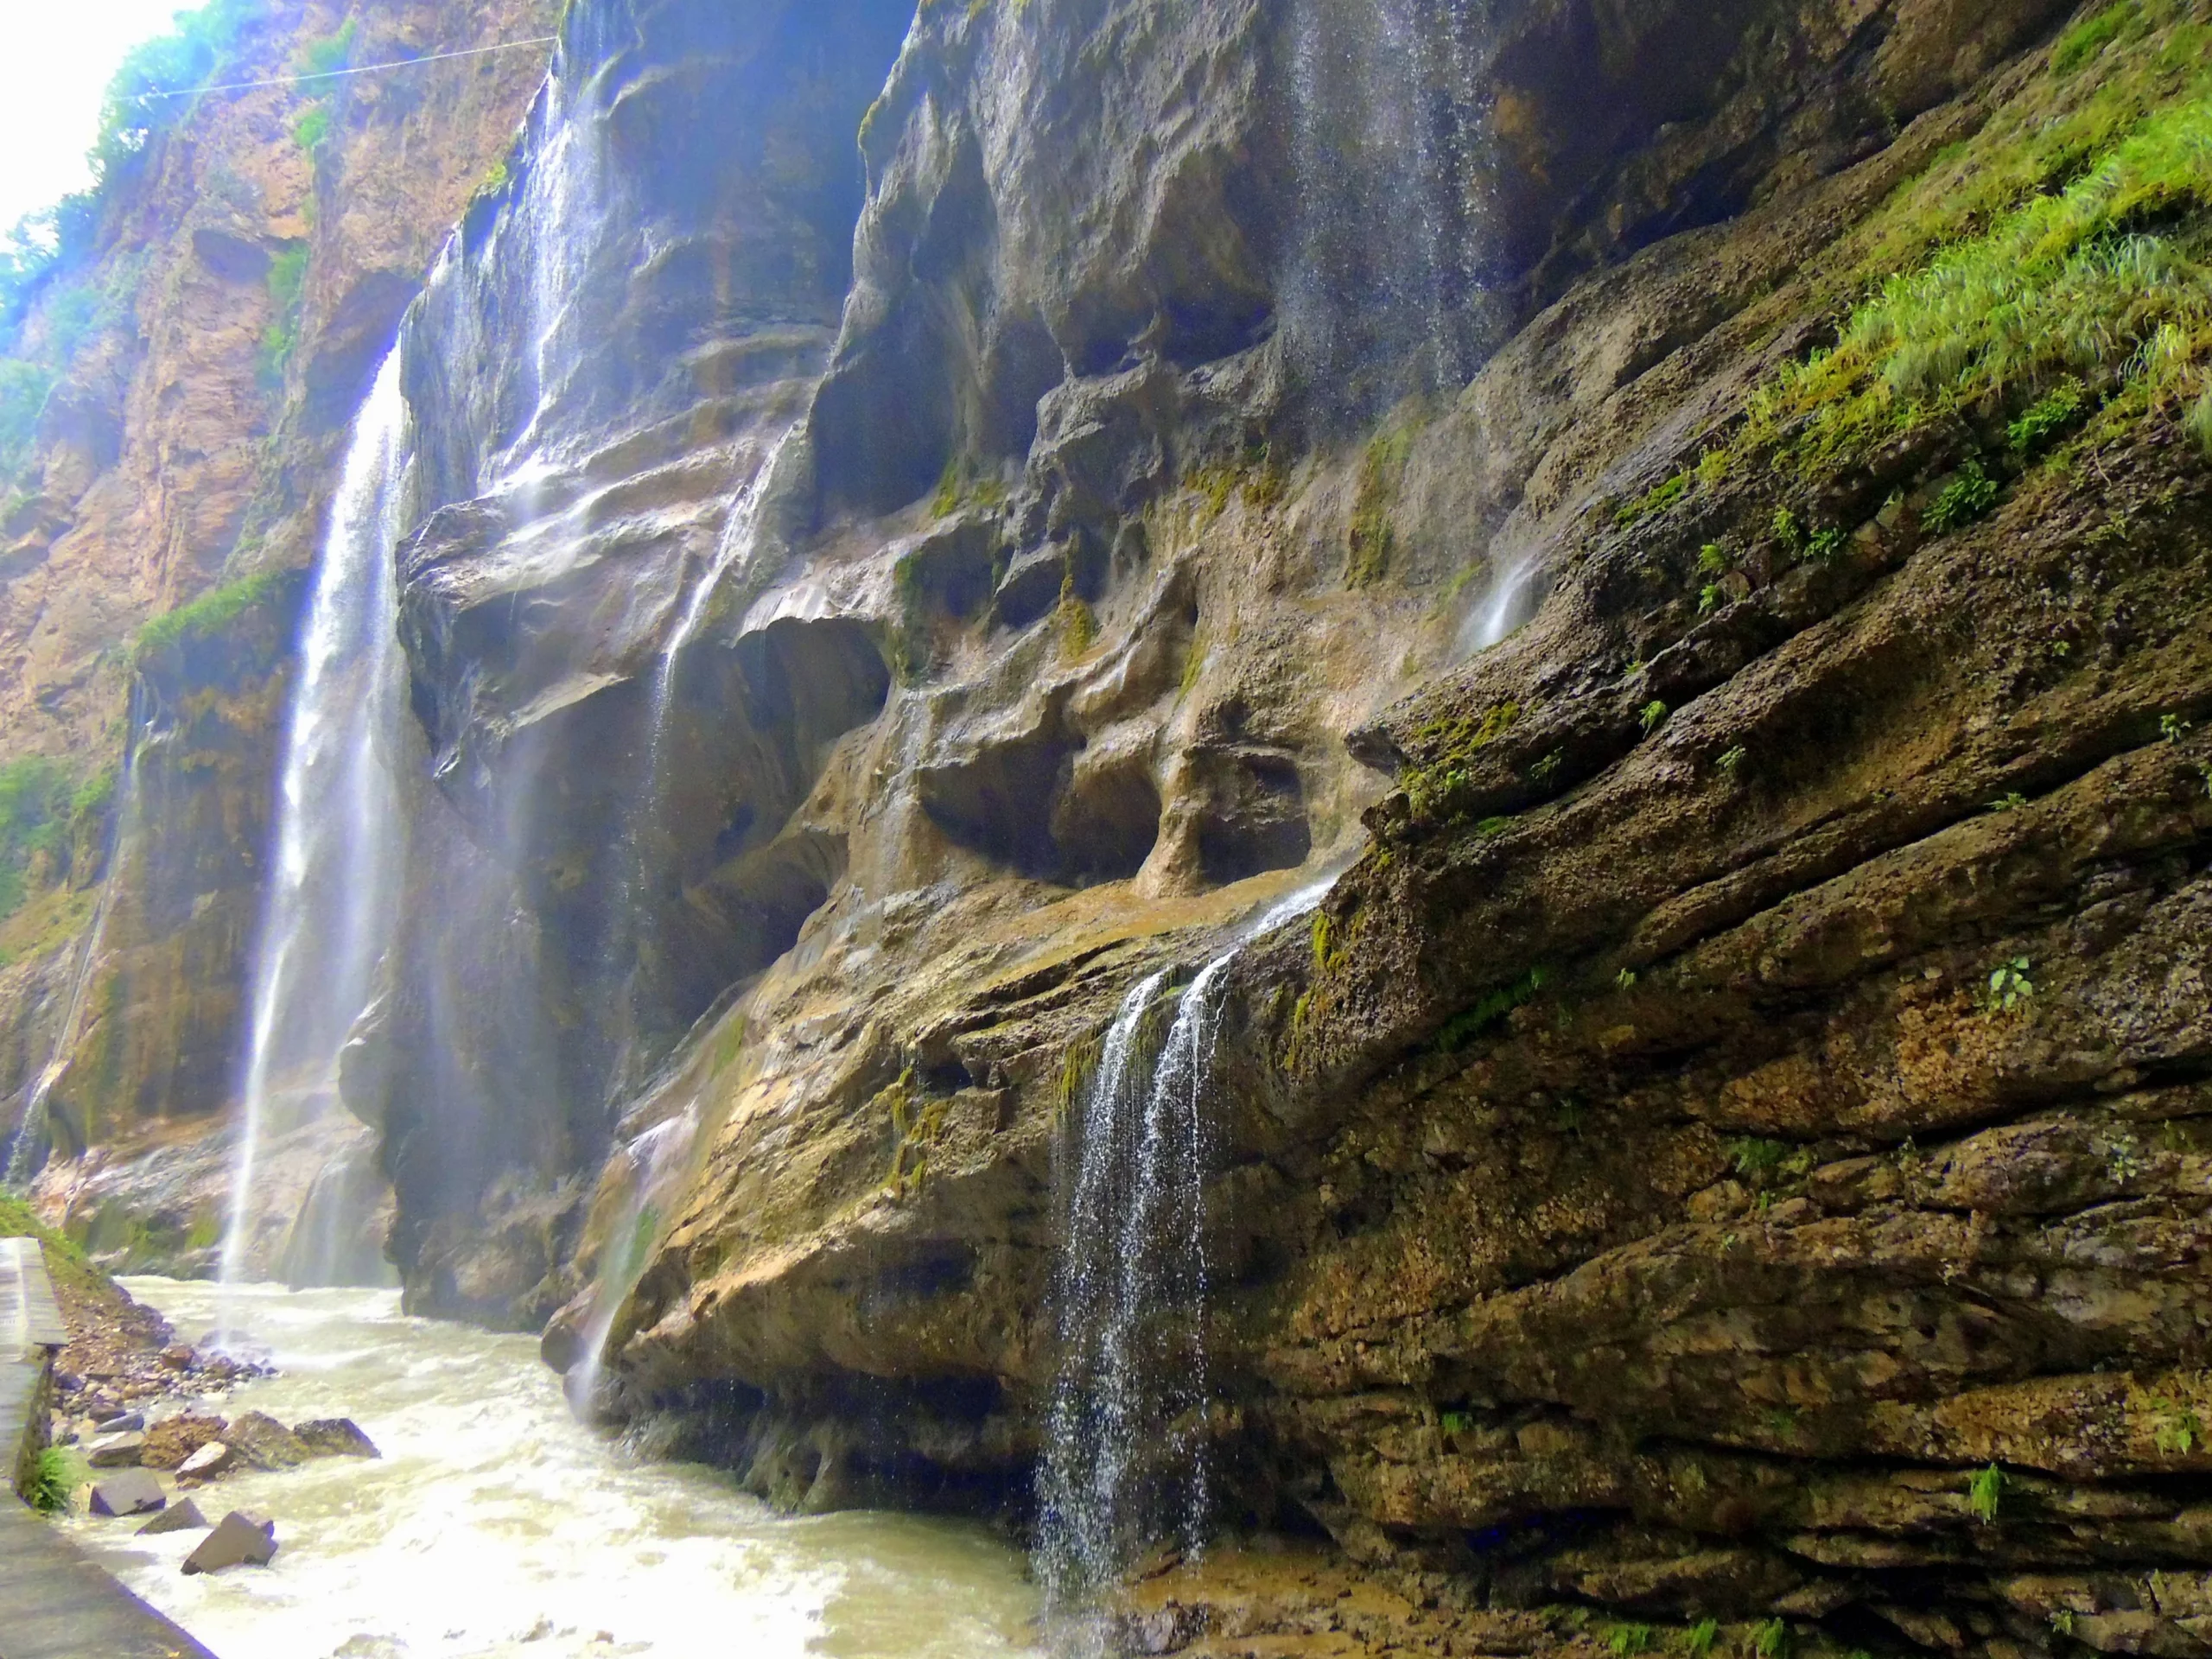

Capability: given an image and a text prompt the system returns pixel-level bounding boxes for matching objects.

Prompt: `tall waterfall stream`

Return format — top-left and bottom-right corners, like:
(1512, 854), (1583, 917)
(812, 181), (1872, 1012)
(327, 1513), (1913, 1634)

(67, 1277), (1044, 1659)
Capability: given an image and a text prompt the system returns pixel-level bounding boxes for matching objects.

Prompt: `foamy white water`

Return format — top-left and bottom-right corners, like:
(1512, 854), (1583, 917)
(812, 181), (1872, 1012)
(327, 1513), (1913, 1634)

(67, 1278), (1044, 1659)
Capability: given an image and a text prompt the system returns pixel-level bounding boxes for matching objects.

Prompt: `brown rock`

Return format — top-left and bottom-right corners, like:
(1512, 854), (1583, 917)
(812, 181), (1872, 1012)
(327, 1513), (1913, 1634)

(137, 1497), (207, 1536)
(294, 1418), (380, 1459)
(176, 1440), (237, 1482)
(86, 1431), (145, 1469)
(181, 1511), (277, 1575)
(226, 1411), (310, 1471)
(142, 1412), (228, 1471)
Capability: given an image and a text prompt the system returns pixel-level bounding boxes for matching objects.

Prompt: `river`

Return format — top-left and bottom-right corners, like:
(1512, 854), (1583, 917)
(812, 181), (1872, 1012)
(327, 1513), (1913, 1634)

(63, 1278), (1045, 1659)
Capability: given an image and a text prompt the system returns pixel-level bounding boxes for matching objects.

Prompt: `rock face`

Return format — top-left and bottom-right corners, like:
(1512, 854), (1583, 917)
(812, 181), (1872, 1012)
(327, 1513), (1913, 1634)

(2, 0), (558, 1274)
(17, 0), (2212, 1652)
(527, 0), (2212, 1650)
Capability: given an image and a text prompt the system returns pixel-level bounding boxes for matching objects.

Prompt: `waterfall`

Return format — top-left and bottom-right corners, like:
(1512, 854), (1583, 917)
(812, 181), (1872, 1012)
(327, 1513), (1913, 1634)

(219, 352), (413, 1294)
(1035, 875), (1343, 1645)
(1285, 0), (1494, 418)
(564, 1097), (702, 1418)
(2, 749), (142, 1185)
(1037, 961), (1231, 1650)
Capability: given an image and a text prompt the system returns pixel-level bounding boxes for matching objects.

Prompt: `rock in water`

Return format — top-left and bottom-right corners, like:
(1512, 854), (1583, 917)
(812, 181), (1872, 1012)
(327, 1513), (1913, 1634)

(176, 1440), (237, 1481)
(294, 1418), (380, 1459)
(143, 1412), (228, 1471)
(227, 1410), (311, 1470)
(89, 1470), (167, 1516)
(138, 1497), (208, 1535)
(86, 1431), (147, 1468)
(91, 1408), (146, 1433)
(181, 1511), (277, 1574)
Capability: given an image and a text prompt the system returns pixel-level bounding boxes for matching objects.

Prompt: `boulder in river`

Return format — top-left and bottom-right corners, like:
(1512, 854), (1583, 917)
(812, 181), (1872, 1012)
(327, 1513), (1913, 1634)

(143, 1411), (229, 1471)
(176, 1440), (237, 1482)
(181, 1510), (277, 1574)
(92, 1408), (145, 1433)
(227, 1410), (310, 1470)
(86, 1431), (146, 1468)
(138, 1497), (207, 1535)
(89, 1470), (167, 1516)
(295, 1418), (379, 1459)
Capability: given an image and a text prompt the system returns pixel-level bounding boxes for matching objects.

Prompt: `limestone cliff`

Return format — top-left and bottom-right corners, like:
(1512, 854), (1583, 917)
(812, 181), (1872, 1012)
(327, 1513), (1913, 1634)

(0, 0), (554, 1268)
(11, 0), (2212, 1651)
(538, 0), (2212, 1653)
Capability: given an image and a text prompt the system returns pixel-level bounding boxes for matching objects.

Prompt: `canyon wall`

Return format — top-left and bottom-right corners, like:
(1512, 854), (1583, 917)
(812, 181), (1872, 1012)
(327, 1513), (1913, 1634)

(0, 0), (555, 1268)
(10, 0), (2212, 1653)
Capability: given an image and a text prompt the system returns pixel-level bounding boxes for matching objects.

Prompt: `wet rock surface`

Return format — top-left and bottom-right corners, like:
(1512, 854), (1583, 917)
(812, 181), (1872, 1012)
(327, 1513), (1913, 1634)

(11, 0), (2212, 1652)
(181, 1510), (277, 1575)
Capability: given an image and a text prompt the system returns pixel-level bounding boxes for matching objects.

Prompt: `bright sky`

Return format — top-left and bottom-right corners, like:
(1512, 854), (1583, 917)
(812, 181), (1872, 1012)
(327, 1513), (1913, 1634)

(0, 1), (196, 231)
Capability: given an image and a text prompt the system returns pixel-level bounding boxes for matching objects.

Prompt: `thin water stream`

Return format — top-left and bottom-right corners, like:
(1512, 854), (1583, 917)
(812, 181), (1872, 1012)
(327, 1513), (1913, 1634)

(67, 1278), (1044, 1659)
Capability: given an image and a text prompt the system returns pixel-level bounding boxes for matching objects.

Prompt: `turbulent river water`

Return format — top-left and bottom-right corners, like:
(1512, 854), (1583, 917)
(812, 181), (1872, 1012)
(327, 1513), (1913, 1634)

(64, 1279), (1045, 1659)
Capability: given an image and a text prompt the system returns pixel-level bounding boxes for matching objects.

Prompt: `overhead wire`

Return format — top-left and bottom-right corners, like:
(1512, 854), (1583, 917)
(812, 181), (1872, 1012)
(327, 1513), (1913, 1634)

(137, 37), (560, 101)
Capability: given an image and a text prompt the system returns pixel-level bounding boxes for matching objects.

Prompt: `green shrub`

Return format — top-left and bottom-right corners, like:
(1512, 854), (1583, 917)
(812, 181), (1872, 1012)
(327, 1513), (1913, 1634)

(1433, 969), (1548, 1053)
(1969, 1463), (2005, 1522)
(298, 17), (359, 78)
(257, 245), (310, 390)
(131, 569), (283, 663)
(292, 103), (333, 157)
(1923, 461), (2000, 534)
(1751, 92), (2212, 467)
(22, 1445), (74, 1513)
(2053, 2), (2133, 74)
(1683, 1619), (1721, 1659)
(2008, 378), (2089, 453)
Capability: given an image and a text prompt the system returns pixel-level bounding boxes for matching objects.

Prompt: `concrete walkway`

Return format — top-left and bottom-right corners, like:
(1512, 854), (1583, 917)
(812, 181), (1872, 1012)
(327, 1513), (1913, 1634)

(1, 1235), (223, 1659)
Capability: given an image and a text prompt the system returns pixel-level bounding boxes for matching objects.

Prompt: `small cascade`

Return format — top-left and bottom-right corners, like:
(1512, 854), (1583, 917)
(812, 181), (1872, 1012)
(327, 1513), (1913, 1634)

(219, 352), (414, 1294)
(2, 748), (143, 1185)
(1461, 548), (1548, 654)
(1285, 0), (1497, 417)
(1036, 960), (1232, 1651)
(1037, 877), (1343, 1648)
(564, 1097), (702, 1418)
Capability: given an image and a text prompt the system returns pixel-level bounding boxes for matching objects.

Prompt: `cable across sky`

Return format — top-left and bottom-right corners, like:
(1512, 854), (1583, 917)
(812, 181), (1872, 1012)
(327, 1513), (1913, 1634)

(138, 36), (559, 101)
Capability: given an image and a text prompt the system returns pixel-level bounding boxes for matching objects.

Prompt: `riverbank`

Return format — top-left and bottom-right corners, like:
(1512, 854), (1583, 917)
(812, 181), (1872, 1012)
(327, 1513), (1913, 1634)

(3, 1234), (224, 1659)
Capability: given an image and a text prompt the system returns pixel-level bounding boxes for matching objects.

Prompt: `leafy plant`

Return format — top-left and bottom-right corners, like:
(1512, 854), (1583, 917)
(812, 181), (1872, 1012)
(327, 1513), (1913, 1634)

(1988, 791), (2029, 812)
(257, 245), (310, 390)
(1439, 1409), (1471, 1434)
(1683, 1620), (1720, 1659)
(2149, 1397), (2204, 1455)
(1640, 700), (1669, 735)
(22, 1445), (74, 1513)
(1697, 543), (1730, 577)
(1969, 1463), (2005, 1522)
(1433, 968), (1548, 1053)
(298, 16), (359, 78)
(1923, 461), (2000, 534)
(1699, 583), (1725, 613)
(1771, 508), (1805, 554)
(132, 569), (284, 662)
(292, 102), (334, 157)
(1718, 746), (1748, 779)
(1752, 1620), (1791, 1659)
(1608, 1625), (1656, 1657)
(2008, 378), (2088, 453)
(1808, 526), (1847, 562)
(1982, 957), (2036, 1014)
(2163, 713), (2193, 743)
